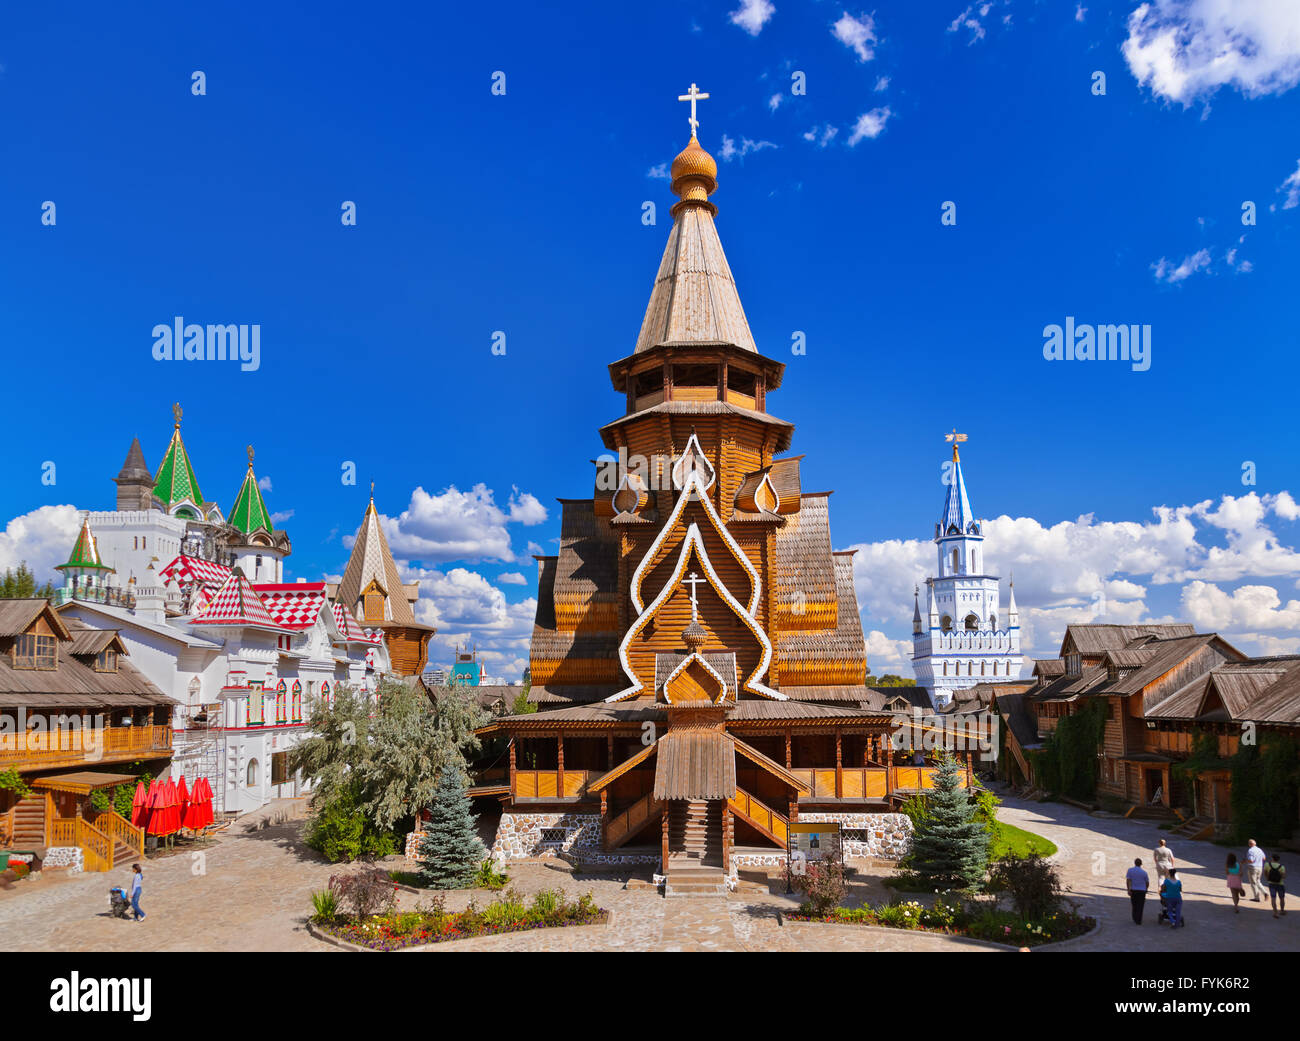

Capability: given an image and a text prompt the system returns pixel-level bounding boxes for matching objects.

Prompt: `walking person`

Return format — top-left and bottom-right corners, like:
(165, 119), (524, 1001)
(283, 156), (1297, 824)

(1245, 840), (1267, 902)
(129, 863), (145, 922)
(1265, 853), (1286, 919)
(1153, 839), (1175, 885)
(1161, 868), (1185, 929)
(1225, 853), (1244, 913)
(1126, 858), (1150, 924)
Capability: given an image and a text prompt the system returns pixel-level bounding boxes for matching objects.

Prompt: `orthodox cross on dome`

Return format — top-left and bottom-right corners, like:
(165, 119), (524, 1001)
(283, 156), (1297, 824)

(945, 428), (968, 461)
(246, 444), (255, 468)
(173, 402), (183, 428)
(677, 82), (710, 136)
(683, 571), (705, 622)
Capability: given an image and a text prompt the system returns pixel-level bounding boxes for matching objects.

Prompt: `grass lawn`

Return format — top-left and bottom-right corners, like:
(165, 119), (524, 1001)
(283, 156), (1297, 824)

(991, 821), (1057, 858)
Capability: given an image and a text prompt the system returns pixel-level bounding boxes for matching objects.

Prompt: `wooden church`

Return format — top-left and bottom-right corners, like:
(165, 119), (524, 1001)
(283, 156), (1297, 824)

(481, 93), (954, 889)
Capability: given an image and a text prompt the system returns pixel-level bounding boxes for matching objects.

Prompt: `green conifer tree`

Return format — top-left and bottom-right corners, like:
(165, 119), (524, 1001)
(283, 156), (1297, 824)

(417, 767), (484, 889)
(907, 752), (990, 889)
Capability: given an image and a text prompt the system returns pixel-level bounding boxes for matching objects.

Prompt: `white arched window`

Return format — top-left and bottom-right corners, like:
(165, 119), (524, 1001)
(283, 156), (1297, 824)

(247, 759), (259, 787)
(951, 549), (959, 572)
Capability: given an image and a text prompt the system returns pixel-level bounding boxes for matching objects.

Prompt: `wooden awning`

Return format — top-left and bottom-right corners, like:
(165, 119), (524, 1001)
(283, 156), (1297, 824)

(732, 736), (810, 793)
(30, 771), (139, 794)
(653, 730), (736, 800)
(587, 740), (658, 793)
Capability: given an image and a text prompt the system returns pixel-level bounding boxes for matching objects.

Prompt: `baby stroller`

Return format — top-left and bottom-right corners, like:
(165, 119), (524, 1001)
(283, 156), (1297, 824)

(109, 886), (132, 919)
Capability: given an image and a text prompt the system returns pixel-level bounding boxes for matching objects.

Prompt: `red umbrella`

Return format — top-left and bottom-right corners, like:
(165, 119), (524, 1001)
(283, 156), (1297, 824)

(194, 777), (215, 829)
(162, 778), (180, 837)
(176, 775), (190, 831)
(144, 781), (166, 837)
(130, 782), (147, 828)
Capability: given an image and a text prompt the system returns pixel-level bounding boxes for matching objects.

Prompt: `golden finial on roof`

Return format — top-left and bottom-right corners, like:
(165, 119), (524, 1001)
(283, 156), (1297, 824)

(945, 428), (968, 462)
(247, 444), (255, 468)
(670, 83), (718, 215)
(173, 402), (183, 429)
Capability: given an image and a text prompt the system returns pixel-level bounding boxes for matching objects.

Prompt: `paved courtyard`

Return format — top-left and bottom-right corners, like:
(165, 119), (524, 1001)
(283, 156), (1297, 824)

(0, 791), (1292, 952)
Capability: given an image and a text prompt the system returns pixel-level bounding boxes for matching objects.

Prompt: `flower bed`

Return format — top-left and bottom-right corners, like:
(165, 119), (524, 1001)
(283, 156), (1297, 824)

(311, 887), (606, 951)
(785, 898), (1094, 947)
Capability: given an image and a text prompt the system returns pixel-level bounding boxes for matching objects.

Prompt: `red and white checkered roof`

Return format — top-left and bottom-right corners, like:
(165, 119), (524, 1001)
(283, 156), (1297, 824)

(159, 554), (232, 590)
(191, 571), (288, 631)
(331, 602), (380, 644)
(254, 582), (328, 631)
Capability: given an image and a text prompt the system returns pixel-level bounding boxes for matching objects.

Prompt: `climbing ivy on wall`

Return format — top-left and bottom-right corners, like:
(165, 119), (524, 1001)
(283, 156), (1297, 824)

(1032, 700), (1107, 801)
(1229, 735), (1299, 844)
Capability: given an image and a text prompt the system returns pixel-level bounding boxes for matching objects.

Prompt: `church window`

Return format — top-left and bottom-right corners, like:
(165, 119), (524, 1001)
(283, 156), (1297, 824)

(247, 759), (259, 786)
(964, 613), (979, 630)
(275, 681), (286, 723)
(940, 615), (953, 633)
(951, 549), (959, 572)
(942, 661), (947, 676)
(990, 614), (997, 629)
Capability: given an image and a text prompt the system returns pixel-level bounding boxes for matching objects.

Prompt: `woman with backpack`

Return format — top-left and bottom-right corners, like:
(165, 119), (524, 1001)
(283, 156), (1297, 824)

(1265, 854), (1286, 918)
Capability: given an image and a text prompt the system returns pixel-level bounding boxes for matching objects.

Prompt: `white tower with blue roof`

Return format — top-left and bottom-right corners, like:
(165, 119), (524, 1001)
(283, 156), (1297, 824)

(911, 432), (1022, 706)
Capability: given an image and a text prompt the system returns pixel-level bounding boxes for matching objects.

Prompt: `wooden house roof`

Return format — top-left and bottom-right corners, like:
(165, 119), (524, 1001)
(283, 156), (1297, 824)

(1146, 657), (1300, 725)
(653, 729), (736, 800)
(1059, 623), (1194, 658)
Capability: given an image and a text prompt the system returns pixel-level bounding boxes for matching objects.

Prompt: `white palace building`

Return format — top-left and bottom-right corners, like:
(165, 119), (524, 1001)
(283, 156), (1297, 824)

(911, 434), (1022, 706)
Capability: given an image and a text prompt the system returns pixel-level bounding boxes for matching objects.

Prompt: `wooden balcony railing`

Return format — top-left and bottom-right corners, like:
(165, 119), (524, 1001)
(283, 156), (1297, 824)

(75, 817), (113, 872)
(513, 770), (594, 800)
(891, 765), (959, 790)
(0, 724), (172, 768)
(789, 767), (890, 800)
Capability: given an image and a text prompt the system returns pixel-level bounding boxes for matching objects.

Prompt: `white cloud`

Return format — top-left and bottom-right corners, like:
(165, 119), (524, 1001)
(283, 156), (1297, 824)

(847, 107), (892, 145)
(874, 75), (890, 91)
(803, 123), (839, 147)
(0, 504), (83, 583)
(865, 630), (913, 672)
(1123, 0), (1300, 105)
(647, 162), (670, 180)
(948, 2), (1005, 44)
(257, 476), (272, 491)
(718, 134), (778, 162)
(832, 12), (878, 62)
(730, 0), (775, 36)
(768, 92), (783, 112)
(1151, 247), (1211, 283)
(1278, 159), (1300, 208)
(359, 483), (548, 565)
(497, 571), (528, 586)
(270, 509), (294, 525)
(846, 490), (1300, 670)
(1076, 4), (1088, 21)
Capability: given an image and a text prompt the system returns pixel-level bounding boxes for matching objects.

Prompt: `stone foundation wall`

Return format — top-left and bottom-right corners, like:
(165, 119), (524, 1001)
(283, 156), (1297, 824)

(491, 812), (602, 860)
(42, 847), (83, 873)
(797, 812), (913, 860)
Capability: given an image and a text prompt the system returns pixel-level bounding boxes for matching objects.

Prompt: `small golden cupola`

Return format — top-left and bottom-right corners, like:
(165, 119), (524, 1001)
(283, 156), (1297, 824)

(670, 136), (718, 216)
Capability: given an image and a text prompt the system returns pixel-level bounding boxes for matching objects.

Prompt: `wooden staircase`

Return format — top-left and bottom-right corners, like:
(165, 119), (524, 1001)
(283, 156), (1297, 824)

(10, 796), (46, 848)
(727, 788), (788, 847)
(1171, 815), (1215, 841)
(664, 800), (727, 896)
(604, 791), (664, 851)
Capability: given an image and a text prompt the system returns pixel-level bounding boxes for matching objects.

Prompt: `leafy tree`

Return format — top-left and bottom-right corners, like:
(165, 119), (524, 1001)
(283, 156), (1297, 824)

(292, 678), (488, 856)
(865, 672), (917, 687)
(510, 686), (536, 716)
(417, 766), (484, 889)
(906, 752), (990, 890)
(1032, 699), (1106, 800)
(1230, 735), (1300, 844)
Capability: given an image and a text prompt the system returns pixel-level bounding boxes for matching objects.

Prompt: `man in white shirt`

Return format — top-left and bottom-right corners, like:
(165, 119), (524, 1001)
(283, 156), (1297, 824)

(1126, 858), (1150, 924)
(1245, 840), (1267, 902)
(1153, 839), (1174, 884)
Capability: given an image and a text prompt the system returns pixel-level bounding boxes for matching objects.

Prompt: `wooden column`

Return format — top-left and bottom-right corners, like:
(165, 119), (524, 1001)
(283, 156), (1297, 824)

(835, 731), (843, 798)
(557, 735), (565, 796)
(722, 804), (731, 874)
(606, 735), (615, 771)
(661, 807), (670, 874)
(965, 750), (973, 787)
(508, 738), (517, 797)
(785, 729), (792, 770)
(788, 796), (798, 823)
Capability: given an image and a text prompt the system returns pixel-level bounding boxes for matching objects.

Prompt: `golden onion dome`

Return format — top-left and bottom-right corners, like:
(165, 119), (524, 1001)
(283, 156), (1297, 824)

(670, 136), (718, 213)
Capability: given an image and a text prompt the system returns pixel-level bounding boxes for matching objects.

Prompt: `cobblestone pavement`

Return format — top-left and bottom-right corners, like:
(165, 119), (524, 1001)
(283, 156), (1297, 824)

(994, 792), (1295, 953)
(2, 794), (1291, 952)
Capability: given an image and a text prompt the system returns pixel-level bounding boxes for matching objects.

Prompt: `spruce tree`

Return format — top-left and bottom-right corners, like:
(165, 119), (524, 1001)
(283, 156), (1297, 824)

(417, 767), (484, 889)
(907, 752), (990, 890)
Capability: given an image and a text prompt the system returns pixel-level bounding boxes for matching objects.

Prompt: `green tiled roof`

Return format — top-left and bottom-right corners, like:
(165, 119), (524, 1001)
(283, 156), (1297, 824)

(153, 424), (204, 509)
(229, 465), (274, 535)
(57, 519), (113, 572)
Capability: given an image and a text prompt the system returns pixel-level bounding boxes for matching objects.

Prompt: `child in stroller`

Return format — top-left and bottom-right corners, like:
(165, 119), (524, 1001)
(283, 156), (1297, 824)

(109, 886), (132, 919)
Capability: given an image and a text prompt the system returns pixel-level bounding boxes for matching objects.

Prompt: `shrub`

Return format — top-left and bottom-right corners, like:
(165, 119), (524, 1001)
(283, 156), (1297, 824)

(329, 867), (397, 919)
(988, 853), (1065, 922)
(0, 769), (32, 800)
(530, 888), (564, 920)
(793, 859), (847, 915)
(482, 887), (528, 928)
(473, 857), (509, 890)
(310, 889), (339, 922)
(307, 785), (398, 863)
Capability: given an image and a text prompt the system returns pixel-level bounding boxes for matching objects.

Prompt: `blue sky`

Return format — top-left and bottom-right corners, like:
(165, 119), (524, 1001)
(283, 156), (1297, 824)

(2, 0), (1298, 679)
